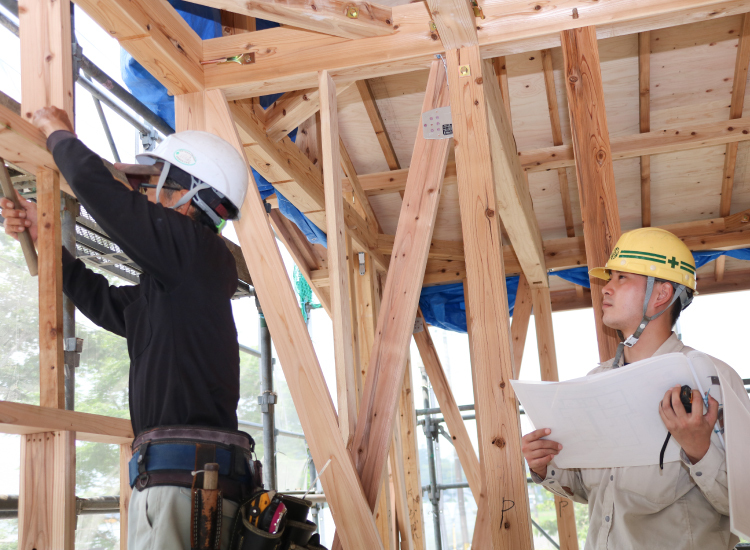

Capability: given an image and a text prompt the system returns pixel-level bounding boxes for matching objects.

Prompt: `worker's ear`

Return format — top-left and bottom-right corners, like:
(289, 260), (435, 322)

(652, 280), (674, 310)
(175, 189), (192, 215)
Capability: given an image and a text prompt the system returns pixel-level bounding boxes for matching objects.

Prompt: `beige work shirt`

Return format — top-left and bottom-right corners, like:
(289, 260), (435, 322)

(532, 333), (745, 550)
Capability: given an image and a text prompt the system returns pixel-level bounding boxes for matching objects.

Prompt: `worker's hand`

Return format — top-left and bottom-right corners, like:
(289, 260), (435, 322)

(522, 428), (562, 479)
(659, 386), (719, 464)
(32, 106), (74, 138)
(1, 191), (38, 243)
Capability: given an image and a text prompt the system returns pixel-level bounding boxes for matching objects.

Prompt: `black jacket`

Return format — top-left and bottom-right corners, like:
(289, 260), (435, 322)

(52, 132), (240, 436)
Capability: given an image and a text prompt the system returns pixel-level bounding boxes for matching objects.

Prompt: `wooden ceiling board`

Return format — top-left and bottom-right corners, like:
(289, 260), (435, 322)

(730, 140), (750, 214)
(506, 50), (555, 151)
(527, 170), (568, 240)
(337, 82), (391, 175)
(599, 34), (640, 139)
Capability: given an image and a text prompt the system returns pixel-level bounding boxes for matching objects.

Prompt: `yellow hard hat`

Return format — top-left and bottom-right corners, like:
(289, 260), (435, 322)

(589, 227), (697, 291)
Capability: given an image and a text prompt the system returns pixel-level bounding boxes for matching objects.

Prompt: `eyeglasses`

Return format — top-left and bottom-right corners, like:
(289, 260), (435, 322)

(137, 183), (182, 196)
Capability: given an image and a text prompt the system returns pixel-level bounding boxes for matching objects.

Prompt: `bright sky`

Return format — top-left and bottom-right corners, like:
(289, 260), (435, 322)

(0, 5), (749, 547)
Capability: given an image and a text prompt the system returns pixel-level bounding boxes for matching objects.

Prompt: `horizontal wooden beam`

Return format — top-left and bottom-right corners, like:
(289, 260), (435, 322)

(0, 103), (65, 182)
(191, 0), (393, 39)
(201, 0), (750, 98)
(0, 400), (133, 444)
(522, 115), (750, 172)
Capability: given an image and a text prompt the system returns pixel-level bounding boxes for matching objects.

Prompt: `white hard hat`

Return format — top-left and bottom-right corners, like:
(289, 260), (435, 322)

(136, 131), (248, 216)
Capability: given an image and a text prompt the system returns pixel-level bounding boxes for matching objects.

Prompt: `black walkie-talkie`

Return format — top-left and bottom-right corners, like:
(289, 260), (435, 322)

(659, 385), (694, 469)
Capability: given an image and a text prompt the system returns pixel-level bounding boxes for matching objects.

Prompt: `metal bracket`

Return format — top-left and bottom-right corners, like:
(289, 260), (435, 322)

(64, 337), (84, 369)
(358, 252), (366, 275)
(201, 53), (254, 66)
(413, 316), (424, 334)
(459, 65), (471, 77)
(471, 0), (485, 19)
(258, 391), (278, 413)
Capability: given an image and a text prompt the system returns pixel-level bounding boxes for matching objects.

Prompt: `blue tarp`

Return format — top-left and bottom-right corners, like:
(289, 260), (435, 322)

(121, 6), (327, 247)
(420, 250), (750, 333)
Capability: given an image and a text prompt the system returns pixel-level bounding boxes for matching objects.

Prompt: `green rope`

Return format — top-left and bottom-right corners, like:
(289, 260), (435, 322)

(294, 266), (322, 322)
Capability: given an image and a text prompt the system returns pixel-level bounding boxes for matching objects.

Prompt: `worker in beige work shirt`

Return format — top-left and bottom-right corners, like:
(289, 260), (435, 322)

(522, 227), (746, 550)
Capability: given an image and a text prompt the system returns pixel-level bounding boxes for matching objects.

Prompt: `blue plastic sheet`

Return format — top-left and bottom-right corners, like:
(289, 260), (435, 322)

(121, 9), (325, 246)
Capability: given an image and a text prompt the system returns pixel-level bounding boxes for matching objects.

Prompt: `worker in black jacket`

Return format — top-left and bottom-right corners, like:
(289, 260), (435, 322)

(2, 106), (255, 549)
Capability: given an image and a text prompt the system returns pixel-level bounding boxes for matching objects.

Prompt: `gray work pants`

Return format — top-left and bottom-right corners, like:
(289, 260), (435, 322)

(128, 485), (239, 550)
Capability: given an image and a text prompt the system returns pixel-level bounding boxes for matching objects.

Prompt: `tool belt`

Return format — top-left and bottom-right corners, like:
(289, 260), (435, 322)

(129, 425), (262, 503)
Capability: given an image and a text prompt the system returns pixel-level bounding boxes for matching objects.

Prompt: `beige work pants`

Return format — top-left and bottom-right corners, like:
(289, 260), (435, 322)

(128, 485), (239, 550)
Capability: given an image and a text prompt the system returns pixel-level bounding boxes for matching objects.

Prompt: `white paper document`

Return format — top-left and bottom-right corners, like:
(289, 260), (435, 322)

(511, 352), (721, 469)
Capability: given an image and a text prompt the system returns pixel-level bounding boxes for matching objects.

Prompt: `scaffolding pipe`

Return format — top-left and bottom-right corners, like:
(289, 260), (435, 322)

(257, 300), (277, 491)
(92, 96), (121, 163)
(77, 76), (152, 137)
(62, 195), (77, 411)
(421, 370), (442, 550)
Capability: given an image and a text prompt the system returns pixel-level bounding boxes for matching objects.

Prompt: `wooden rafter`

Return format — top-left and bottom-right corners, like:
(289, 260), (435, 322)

(332, 60), (451, 550)
(511, 274), (532, 379)
(340, 137), (381, 234)
(716, 13), (750, 282)
(192, 0), (393, 39)
(200, 0), (750, 98)
(448, 45), (533, 548)
(427, 0), (477, 50)
(639, 31), (651, 228)
(356, 80), (401, 171)
(397, 365), (425, 550)
(562, 26), (621, 361)
(491, 56), (512, 127)
(541, 48), (576, 238)
(320, 70), (358, 447)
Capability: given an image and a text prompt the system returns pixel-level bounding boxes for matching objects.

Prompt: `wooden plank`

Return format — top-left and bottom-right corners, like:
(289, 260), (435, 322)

(194, 0), (393, 39)
(541, 48), (576, 238)
(320, 70), (358, 447)
(378, 234), (464, 262)
(36, 168), (64, 410)
(120, 444), (134, 550)
(229, 99), (389, 271)
(19, 0), (73, 122)
(19, 431), (75, 550)
(716, 13), (750, 281)
(334, 60), (451, 550)
(389, 417), (413, 550)
(522, 114), (750, 172)
(356, 80), (401, 171)
(0, 400), (134, 443)
(0, 104), (61, 181)
(484, 58), (547, 288)
(201, 0), (750, 98)
(340, 137), (381, 235)
(177, 89), (383, 550)
(447, 45), (532, 549)
(427, 0), (477, 50)
(562, 26), (621, 362)
(397, 363), (425, 550)
(265, 84), (353, 142)
(639, 31), (651, 228)
(531, 286), (579, 550)
(492, 57), (512, 127)
(346, 235), (363, 406)
(511, 274), (532, 379)
(75, 0), (203, 95)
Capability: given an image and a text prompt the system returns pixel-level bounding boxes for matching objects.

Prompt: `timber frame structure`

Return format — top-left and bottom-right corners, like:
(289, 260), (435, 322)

(3, 0), (750, 548)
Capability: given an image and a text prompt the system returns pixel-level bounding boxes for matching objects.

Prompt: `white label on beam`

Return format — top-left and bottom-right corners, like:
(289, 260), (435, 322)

(422, 107), (453, 140)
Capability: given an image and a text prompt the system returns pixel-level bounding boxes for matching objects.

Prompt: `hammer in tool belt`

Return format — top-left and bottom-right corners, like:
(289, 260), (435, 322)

(192, 462), (223, 550)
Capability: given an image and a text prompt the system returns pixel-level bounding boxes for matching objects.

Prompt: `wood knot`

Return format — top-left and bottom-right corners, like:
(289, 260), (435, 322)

(504, 521), (511, 529)
(45, 54), (53, 62)
(534, 4), (541, 10)
(492, 437), (506, 449)
(474, 100), (479, 106)
(500, 381), (506, 388)
(386, 19), (392, 24)
(430, 33), (438, 40)
(568, 75), (578, 83)
(728, 126), (734, 131)
(475, 77), (483, 85)
(485, 208), (495, 218)
(596, 149), (606, 165)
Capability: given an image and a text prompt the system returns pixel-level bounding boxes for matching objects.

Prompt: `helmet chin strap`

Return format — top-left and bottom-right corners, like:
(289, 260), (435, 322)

(611, 277), (691, 368)
(154, 161), (171, 205)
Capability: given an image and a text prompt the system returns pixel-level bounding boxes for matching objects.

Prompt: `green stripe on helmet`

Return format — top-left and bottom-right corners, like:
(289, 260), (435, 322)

(620, 250), (667, 259)
(619, 254), (667, 263)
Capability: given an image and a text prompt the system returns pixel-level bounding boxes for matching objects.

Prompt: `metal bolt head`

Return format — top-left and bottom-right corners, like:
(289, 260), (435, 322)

(346, 5), (359, 18)
(742, 213), (750, 223)
(459, 65), (471, 77)
(240, 53), (254, 65)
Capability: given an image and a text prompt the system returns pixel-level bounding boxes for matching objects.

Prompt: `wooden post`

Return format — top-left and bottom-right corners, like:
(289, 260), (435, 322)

(531, 287), (579, 550)
(561, 26), (622, 362)
(342, 59), (451, 532)
(398, 361), (426, 550)
(447, 45), (533, 549)
(175, 89), (384, 550)
(639, 31), (651, 229)
(511, 274), (532, 379)
(320, 70), (358, 447)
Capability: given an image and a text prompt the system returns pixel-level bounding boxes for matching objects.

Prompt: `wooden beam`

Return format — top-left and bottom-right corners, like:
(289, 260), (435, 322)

(639, 31), (651, 228)
(356, 80), (401, 171)
(716, 14), (750, 282)
(201, 0), (750, 98)
(397, 363), (425, 550)
(511, 274), (532, 379)
(179, 89), (384, 550)
(389, 416), (413, 550)
(427, 0), (477, 50)
(229, 99), (389, 271)
(36, 168), (64, 409)
(541, 48), (576, 238)
(265, 83), (353, 142)
(119, 444), (133, 550)
(531, 286), (579, 550)
(492, 57), (512, 127)
(19, 431), (75, 550)
(338, 60), (451, 547)
(562, 26), (621, 362)
(75, 0), (203, 95)
(195, 0), (393, 39)
(447, 45), (532, 549)
(320, 70), (358, 447)
(340, 137), (381, 235)
(484, 58), (547, 288)
(220, 10), (255, 35)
